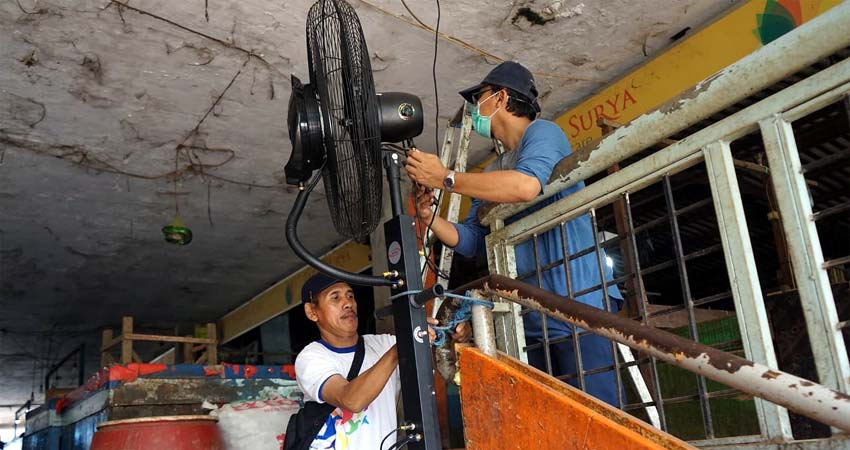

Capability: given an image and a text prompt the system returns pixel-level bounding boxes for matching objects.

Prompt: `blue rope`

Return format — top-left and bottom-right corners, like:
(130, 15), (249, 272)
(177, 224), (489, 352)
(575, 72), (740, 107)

(432, 291), (493, 347)
(384, 290), (494, 346)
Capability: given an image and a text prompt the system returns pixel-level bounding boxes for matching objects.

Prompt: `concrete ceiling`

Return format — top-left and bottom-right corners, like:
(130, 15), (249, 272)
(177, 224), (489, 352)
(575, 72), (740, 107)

(0, 0), (739, 437)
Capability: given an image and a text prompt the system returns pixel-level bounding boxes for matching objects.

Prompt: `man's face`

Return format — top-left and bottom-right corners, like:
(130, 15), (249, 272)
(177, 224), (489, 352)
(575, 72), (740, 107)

(473, 88), (504, 117)
(305, 282), (359, 337)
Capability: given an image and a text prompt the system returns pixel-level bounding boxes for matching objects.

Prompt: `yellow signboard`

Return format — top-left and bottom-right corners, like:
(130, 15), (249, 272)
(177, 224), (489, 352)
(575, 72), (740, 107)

(219, 240), (371, 343)
(554, 0), (841, 151)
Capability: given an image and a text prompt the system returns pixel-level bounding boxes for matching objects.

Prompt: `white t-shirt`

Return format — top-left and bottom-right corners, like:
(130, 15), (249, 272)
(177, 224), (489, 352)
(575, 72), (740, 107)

(295, 334), (399, 450)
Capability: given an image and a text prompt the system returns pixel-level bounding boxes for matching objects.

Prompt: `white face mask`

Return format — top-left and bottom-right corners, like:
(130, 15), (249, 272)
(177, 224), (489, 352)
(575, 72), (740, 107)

(471, 92), (501, 139)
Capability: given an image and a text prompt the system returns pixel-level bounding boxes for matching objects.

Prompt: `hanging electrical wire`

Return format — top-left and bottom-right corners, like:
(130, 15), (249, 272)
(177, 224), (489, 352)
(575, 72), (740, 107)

(413, 0), (451, 282)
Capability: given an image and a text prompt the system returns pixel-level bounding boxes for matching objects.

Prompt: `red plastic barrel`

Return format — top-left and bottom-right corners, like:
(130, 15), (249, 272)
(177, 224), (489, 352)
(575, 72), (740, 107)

(90, 415), (224, 450)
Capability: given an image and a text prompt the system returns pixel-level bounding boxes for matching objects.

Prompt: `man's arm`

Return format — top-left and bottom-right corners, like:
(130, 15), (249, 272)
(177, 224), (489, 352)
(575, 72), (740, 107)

(414, 188), (460, 246)
(453, 170), (540, 203)
(405, 149), (540, 203)
(320, 345), (398, 413)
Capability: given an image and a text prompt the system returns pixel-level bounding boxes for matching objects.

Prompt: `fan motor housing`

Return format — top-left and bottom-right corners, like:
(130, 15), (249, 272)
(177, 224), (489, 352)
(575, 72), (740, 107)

(377, 92), (424, 143)
(285, 75), (325, 186)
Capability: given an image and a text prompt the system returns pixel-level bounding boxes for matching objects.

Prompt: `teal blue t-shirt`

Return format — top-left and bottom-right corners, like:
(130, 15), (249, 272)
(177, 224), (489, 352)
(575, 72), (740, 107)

(452, 120), (621, 340)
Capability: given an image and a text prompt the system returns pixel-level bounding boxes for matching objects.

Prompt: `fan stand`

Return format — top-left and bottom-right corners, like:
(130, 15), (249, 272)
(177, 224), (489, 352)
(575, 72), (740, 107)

(382, 150), (442, 450)
(285, 150), (443, 450)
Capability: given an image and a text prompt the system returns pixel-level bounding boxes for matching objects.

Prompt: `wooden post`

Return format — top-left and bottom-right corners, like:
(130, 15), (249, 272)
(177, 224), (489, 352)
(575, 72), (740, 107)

(121, 317), (133, 365)
(206, 323), (218, 365)
(101, 329), (113, 367)
(183, 335), (194, 363)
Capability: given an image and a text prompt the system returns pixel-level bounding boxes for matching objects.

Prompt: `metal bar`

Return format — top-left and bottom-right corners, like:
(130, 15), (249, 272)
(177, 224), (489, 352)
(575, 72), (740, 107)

(434, 108), (472, 289)
(486, 227), (527, 362)
(823, 256), (850, 270)
(452, 274), (850, 433)
(812, 201), (850, 222)
(625, 192), (668, 431)
(44, 344), (86, 391)
(559, 223), (586, 392)
(704, 140), (793, 440)
(761, 115), (850, 395)
(124, 333), (217, 345)
(554, 356), (652, 378)
(531, 233), (552, 375)
(639, 244), (724, 278)
(617, 342), (662, 427)
(784, 79), (850, 123)
(470, 291), (497, 357)
(663, 176), (714, 439)
(482, 3), (850, 225)
(801, 149), (850, 174)
(590, 208), (625, 410)
(485, 57), (850, 246)
(422, 105), (471, 285)
(519, 240), (721, 293)
(648, 291), (734, 319)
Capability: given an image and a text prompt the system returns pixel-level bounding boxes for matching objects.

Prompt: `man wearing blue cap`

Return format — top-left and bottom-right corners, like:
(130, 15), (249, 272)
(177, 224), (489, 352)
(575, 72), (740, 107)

(294, 273), (457, 450)
(405, 61), (623, 407)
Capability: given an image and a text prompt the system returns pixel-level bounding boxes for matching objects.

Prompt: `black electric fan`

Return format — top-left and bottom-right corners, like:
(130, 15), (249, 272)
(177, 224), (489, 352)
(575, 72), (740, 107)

(284, 1), (441, 448)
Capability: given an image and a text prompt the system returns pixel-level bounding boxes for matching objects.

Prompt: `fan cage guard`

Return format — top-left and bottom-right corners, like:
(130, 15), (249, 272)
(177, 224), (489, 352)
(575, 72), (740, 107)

(307, 0), (383, 243)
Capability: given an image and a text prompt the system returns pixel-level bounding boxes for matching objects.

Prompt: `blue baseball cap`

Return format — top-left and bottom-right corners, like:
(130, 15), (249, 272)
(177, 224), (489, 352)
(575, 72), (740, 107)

(301, 273), (346, 304)
(459, 61), (541, 112)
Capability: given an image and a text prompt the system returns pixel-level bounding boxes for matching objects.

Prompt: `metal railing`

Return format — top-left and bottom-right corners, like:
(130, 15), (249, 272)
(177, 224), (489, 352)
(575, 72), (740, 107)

(472, 4), (850, 449)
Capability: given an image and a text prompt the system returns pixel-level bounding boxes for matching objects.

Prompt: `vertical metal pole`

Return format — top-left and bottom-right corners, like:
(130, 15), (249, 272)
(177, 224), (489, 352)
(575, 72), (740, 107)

(430, 107), (473, 291)
(760, 115), (850, 396)
(625, 192), (668, 431)
(704, 140), (793, 440)
(532, 233), (553, 375)
(385, 152), (404, 218)
(386, 214), (441, 450)
(560, 223), (586, 391)
(384, 153), (440, 450)
(421, 115), (457, 280)
(663, 176), (715, 439)
(470, 291), (498, 357)
(487, 228), (527, 361)
(590, 208), (625, 410)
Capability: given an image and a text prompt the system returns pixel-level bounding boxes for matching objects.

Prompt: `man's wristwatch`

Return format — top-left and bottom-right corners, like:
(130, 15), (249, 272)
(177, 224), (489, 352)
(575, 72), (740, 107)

(443, 170), (456, 192)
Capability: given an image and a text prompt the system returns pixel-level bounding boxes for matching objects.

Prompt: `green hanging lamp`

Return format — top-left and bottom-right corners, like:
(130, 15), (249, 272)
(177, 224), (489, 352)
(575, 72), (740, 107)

(163, 173), (193, 245)
(162, 215), (192, 245)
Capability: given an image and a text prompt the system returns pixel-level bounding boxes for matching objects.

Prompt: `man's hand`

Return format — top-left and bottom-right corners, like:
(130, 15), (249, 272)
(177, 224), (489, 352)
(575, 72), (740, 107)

(452, 321), (472, 343)
(427, 317), (439, 343)
(425, 317), (472, 344)
(413, 185), (435, 223)
(405, 148), (448, 189)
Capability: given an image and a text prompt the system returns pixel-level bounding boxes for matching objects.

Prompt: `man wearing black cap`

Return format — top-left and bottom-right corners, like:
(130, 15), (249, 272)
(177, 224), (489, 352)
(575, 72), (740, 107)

(294, 273), (451, 450)
(405, 61), (623, 407)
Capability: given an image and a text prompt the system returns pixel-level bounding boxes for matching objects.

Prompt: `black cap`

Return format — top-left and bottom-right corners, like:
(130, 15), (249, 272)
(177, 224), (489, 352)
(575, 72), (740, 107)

(301, 273), (346, 304)
(459, 61), (540, 112)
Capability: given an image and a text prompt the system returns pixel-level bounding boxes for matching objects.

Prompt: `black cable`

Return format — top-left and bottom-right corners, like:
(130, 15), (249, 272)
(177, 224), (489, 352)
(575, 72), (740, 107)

(387, 436), (414, 450)
(286, 166), (396, 287)
(380, 427), (399, 450)
(382, 143), (409, 156)
(432, 0), (440, 158)
(417, 0), (449, 282)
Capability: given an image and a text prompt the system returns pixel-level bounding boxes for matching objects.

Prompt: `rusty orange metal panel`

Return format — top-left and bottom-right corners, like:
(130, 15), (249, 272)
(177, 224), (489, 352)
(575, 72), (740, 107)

(459, 348), (695, 450)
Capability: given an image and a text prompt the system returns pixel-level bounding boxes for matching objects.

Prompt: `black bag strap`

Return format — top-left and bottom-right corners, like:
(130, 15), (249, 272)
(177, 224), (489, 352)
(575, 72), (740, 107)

(345, 336), (365, 381)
